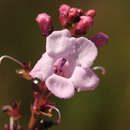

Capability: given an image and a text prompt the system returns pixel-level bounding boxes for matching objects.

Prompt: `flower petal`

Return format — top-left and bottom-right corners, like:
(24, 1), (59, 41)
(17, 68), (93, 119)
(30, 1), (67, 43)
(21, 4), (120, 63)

(70, 66), (99, 92)
(29, 53), (55, 81)
(76, 37), (98, 69)
(46, 29), (77, 58)
(46, 74), (75, 99)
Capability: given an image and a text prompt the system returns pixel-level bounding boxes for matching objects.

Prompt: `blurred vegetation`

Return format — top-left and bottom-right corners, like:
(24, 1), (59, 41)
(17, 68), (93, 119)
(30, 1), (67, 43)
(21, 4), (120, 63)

(0, 0), (130, 130)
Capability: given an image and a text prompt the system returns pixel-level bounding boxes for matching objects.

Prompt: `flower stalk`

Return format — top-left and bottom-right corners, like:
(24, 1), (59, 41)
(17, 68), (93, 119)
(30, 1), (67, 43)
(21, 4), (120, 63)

(1, 3), (108, 130)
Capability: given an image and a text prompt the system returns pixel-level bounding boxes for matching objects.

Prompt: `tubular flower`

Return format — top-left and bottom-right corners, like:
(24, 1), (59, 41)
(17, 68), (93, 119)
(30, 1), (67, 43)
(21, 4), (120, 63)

(30, 29), (102, 99)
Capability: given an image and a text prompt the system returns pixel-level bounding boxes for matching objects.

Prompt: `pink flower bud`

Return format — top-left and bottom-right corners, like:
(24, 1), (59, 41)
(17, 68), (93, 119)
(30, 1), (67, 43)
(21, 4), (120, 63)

(36, 13), (53, 37)
(59, 4), (70, 15)
(73, 16), (94, 35)
(68, 8), (83, 23)
(90, 32), (109, 47)
(59, 4), (71, 28)
(84, 9), (96, 18)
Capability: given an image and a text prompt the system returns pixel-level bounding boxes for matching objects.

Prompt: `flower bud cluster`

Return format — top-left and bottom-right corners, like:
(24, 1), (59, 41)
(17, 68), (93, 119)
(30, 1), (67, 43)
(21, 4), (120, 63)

(59, 4), (96, 35)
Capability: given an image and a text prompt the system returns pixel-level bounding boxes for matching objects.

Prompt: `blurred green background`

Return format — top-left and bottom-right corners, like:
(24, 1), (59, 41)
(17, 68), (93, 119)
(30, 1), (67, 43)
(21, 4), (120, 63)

(0, 0), (130, 130)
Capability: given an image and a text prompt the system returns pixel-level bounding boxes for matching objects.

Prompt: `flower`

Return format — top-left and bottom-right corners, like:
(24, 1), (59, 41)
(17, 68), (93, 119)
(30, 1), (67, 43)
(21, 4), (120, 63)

(73, 15), (94, 35)
(2, 101), (21, 120)
(90, 32), (109, 47)
(68, 7), (83, 23)
(36, 13), (53, 37)
(59, 4), (71, 28)
(30, 29), (103, 99)
(84, 9), (96, 18)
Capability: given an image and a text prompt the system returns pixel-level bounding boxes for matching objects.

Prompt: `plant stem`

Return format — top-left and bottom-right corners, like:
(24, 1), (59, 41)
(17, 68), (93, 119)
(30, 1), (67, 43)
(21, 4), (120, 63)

(10, 117), (14, 130)
(28, 113), (37, 130)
